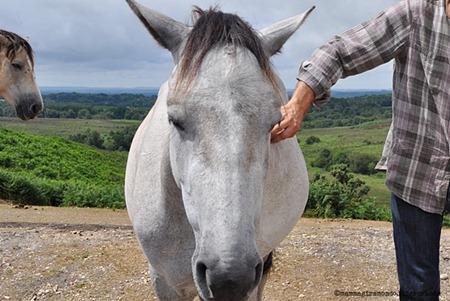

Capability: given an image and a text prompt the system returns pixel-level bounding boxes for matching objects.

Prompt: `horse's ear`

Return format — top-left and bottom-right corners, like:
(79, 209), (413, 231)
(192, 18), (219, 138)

(258, 6), (315, 57)
(126, 0), (190, 62)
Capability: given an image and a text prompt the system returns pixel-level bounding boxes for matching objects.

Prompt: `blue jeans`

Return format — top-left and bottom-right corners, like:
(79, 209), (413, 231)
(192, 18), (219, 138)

(391, 190), (450, 301)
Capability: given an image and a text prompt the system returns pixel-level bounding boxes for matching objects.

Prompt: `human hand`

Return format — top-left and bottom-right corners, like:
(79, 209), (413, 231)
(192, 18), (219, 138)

(270, 104), (301, 143)
(270, 81), (315, 143)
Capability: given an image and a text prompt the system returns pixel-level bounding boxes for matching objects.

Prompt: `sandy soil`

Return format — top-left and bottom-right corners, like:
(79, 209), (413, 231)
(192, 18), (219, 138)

(1, 201), (450, 301)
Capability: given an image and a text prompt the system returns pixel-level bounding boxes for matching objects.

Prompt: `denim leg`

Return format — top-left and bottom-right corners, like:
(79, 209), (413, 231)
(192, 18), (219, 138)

(391, 194), (442, 301)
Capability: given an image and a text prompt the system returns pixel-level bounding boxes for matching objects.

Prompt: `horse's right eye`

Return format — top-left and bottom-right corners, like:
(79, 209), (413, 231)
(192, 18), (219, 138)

(168, 116), (185, 131)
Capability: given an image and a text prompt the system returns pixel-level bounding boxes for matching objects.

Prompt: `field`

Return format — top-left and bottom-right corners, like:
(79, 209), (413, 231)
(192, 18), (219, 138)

(299, 119), (391, 204)
(0, 117), (140, 137)
(0, 116), (392, 206)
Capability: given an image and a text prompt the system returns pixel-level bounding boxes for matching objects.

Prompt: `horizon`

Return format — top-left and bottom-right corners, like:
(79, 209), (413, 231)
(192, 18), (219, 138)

(38, 85), (392, 93)
(35, 86), (392, 99)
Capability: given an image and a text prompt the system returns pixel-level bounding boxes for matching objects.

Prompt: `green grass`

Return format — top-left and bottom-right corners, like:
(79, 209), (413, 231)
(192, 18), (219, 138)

(0, 117), (141, 138)
(0, 127), (128, 208)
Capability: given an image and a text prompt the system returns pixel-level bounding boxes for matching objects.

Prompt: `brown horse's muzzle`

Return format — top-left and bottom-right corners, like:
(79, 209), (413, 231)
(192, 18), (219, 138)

(15, 94), (43, 120)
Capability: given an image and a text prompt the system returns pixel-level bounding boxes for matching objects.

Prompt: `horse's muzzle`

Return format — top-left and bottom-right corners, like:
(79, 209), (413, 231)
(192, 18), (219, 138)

(194, 252), (263, 301)
(15, 95), (43, 120)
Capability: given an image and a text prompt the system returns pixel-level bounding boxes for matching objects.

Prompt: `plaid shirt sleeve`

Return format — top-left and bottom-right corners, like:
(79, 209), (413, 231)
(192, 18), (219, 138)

(297, 1), (410, 106)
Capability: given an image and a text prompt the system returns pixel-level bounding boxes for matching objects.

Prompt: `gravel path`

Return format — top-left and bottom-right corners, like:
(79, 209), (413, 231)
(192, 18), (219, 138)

(1, 203), (450, 300)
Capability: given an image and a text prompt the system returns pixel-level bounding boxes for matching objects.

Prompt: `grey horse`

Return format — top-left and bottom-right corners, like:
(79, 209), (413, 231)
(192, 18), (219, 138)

(125, 1), (313, 300)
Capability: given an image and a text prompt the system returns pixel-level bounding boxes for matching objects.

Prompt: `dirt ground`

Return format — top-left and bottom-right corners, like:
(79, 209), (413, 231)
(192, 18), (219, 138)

(1, 201), (450, 301)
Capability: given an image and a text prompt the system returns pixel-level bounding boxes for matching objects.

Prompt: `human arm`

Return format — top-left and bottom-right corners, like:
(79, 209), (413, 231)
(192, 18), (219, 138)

(271, 1), (410, 143)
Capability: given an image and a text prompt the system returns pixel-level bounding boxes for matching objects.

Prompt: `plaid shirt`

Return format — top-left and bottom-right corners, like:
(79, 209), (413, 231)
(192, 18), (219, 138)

(298, 0), (450, 214)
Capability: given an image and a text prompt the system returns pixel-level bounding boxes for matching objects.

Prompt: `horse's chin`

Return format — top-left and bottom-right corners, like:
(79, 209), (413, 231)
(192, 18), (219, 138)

(15, 108), (30, 120)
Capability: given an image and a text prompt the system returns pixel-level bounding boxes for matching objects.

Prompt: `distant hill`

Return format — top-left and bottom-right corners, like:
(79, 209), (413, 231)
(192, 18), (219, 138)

(287, 89), (392, 99)
(40, 86), (160, 96)
(330, 89), (392, 98)
(40, 86), (392, 99)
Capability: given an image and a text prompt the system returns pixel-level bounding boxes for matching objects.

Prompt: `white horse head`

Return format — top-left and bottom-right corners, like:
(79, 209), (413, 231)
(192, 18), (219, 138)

(125, 2), (312, 300)
(0, 30), (43, 120)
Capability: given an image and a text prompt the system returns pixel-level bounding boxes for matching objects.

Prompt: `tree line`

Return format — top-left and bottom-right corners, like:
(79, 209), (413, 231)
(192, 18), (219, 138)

(0, 92), (157, 120)
(1, 92), (392, 126)
(303, 94), (392, 129)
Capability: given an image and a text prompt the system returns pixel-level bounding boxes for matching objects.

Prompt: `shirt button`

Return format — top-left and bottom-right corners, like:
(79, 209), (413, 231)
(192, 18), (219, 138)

(301, 60), (312, 70)
(430, 87), (440, 95)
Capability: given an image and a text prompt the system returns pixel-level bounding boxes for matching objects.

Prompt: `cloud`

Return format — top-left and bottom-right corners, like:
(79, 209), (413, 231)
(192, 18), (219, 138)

(1, 0), (398, 89)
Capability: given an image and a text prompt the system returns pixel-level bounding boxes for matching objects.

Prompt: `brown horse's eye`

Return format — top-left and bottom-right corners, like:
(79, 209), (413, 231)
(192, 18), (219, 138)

(12, 63), (23, 71)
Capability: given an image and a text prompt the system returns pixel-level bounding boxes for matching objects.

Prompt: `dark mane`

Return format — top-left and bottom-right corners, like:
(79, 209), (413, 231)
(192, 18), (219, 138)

(176, 7), (280, 94)
(0, 30), (34, 67)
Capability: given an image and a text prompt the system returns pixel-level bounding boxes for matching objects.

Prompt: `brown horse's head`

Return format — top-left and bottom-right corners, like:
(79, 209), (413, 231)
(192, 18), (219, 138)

(0, 30), (43, 120)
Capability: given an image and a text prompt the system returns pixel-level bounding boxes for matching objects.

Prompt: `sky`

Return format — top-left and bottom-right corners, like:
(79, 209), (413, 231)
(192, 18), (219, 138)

(2, 0), (399, 90)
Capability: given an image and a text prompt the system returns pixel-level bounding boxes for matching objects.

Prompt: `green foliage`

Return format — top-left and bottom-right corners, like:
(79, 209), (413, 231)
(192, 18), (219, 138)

(349, 153), (379, 175)
(306, 164), (391, 221)
(0, 92), (156, 120)
(0, 128), (126, 208)
(310, 148), (380, 176)
(305, 135), (321, 145)
(302, 94), (392, 129)
(311, 148), (333, 169)
(69, 125), (138, 151)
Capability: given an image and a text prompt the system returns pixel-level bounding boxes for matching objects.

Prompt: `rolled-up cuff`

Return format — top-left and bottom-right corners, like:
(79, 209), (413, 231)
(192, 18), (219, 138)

(297, 60), (331, 108)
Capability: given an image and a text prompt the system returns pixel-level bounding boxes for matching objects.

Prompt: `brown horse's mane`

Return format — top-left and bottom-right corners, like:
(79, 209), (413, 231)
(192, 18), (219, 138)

(0, 30), (34, 67)
(175, 7), (280, 95)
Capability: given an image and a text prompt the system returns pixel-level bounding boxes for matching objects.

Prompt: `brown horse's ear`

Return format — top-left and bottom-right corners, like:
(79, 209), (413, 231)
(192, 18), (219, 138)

(126, 0), (190, 63)
(0, 34), (9, 47)
(258, 6), (315, 57)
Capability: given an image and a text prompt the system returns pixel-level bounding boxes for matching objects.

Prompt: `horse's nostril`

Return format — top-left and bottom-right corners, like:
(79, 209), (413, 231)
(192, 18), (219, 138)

(253, 261), (264, 288)
(30, 103), (42, 115)
(196, 261), (208, 284)
(195, 261), (214, 299)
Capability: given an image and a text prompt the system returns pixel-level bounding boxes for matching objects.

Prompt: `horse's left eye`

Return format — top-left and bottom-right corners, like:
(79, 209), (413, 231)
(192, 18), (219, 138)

(12, 63), (23, 71)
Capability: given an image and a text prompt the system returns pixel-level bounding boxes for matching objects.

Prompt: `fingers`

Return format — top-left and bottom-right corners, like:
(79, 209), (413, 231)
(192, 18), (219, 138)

(271, 128), (296, 143)
(270, 110), (301, 143)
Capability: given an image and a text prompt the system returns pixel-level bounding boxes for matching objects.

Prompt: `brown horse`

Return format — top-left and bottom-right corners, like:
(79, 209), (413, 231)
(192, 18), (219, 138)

(0, 30), (43, 120)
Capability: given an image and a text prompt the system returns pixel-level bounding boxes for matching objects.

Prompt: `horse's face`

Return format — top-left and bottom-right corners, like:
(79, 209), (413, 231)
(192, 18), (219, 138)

(126, 1), (313, 299)
(0, 37), (43, 120)
(167, 47), (282, 299)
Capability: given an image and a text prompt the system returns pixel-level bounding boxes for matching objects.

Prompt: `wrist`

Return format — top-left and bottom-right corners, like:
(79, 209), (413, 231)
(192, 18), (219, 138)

(291, 81), (315, 115)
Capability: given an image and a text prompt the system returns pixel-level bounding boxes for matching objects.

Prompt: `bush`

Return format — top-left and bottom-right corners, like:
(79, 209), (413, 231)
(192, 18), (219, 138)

(0, 170), (126, 208)
(311, 148), (333, 169)
(69, 126), (137, 151)
(305, 136), (321, 145)
(306, 164), (391, 221)
(349, 153), (379, 175)
(63, 181), (124, 208)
